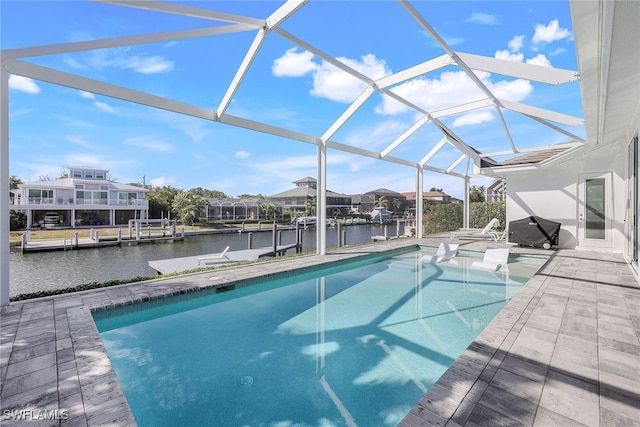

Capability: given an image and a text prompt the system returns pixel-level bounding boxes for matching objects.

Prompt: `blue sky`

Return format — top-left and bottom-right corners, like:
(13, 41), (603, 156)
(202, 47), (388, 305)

(1, 1), (582, 199)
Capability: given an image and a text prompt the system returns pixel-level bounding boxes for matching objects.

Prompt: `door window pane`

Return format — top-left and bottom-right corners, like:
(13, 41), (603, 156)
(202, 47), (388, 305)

(585, 178), (605, 239)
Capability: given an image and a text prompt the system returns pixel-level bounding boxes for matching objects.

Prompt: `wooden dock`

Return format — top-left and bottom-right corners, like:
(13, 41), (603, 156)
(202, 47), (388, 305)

(20, 235), (184, 252)
(148, 243), (300, 275)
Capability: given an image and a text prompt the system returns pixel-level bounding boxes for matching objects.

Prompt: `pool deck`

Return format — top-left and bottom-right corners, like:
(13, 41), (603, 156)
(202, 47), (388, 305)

(1, 237), (639, 426)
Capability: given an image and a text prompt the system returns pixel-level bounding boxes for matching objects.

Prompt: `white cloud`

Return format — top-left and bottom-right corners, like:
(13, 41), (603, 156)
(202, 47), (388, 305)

(65, 136), (91, 147)
(443, 36), (465, 46)
(311, 54), (390, 103)
(123, 56), (174, 74)
(156, 111), (211, 143)
(549, 47), (565, 57)
(150, 176), (176, 186)
(508, 35), (524, 52)
(467, 12), (497, 25)
(64, 154), (101, 166)
(63, 56), (85, 70)
(64, 47), (174, 74)
(272, 49), (391, 103)
(376, 70), (533, 116)
(123, 135), (174, 152)
(272, 47), (316, 77)
(488, 75), (533, 101)
(94, 101), (116, 113)
(343, 119), (407, 151)
(495, 50), (524, 62)
(309, 62), (366, 102)
(8, 75), (40, 94)
(452, 110), (494, 127)
(532, 19), (571, 44)
(526, 54), (552, 67)
(79, 90), (95, 99)
(235, 150), (251, 159)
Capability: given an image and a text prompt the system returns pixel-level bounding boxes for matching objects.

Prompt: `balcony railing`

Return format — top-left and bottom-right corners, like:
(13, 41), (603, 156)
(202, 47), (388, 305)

(10, 197), (148, 208)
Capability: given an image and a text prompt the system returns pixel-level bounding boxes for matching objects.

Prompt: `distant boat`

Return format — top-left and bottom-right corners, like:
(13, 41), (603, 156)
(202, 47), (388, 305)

(294, 216), (317, 227)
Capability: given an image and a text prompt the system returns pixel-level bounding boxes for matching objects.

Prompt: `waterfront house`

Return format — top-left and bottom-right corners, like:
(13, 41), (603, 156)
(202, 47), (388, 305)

(352, 188), (407, 214)
(402, 190), (456, 206)
(205, 197), (282, 221)
(9, 166), (149, 228)
(268, 177), (352, 217)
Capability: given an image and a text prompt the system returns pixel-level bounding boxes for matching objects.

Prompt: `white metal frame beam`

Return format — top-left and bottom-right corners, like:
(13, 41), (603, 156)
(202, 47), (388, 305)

(380, 116), (429, 158)
(0, 70), (9, 306)
(216, 28), (267, 119)
(274, 27), (375, 87)
(456, 52), (580, 85)
(447, 154), (468, 174)
(419, 137), (448, 167)
(97, 0), (266, 26)
(5, 60), (215, 120)
(217, 1), (307, 118)
(1, 25), (256, 60)
(480, 141), (584, 158)
(375, 54), (454, 89)
(430, 99), (495, 119)
(499, 99), (584, 126)
(321, 86), (376, 143)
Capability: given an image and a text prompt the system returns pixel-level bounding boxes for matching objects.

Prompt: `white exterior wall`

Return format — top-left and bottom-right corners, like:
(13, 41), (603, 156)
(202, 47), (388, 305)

(501, 139), (628, 252)
(626, 104), (640, 266)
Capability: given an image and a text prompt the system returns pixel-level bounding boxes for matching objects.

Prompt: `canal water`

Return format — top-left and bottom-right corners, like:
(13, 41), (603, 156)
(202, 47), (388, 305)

(9, 224), (401, 297)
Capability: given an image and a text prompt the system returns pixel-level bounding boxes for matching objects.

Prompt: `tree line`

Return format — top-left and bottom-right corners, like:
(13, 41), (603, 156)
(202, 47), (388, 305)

(9, 172), (491, 230)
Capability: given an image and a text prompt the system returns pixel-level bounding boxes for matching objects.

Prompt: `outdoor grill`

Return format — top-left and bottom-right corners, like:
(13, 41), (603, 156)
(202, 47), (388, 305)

(508, 216), (561, 249)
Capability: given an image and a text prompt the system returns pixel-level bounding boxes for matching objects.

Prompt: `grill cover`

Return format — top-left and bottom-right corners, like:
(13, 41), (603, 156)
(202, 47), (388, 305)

(508, 216), (561, 248)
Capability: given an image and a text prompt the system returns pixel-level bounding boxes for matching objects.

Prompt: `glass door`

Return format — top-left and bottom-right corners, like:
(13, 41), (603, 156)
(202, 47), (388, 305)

(578, 172), (612, 248)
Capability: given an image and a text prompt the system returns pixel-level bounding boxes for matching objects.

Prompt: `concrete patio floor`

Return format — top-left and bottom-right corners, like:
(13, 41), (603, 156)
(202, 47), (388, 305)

(1, 237), (639, 426)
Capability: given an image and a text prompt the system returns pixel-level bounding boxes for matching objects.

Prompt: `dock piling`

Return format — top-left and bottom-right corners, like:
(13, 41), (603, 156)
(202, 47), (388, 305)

(272, 223), (277, 256)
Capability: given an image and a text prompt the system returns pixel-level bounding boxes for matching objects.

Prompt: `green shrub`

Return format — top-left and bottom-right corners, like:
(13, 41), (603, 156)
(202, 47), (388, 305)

(423, 201), (505, 235)
(9, 210), (27, 231)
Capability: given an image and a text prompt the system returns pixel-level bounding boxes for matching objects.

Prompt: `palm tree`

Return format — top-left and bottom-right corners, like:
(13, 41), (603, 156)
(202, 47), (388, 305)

(392, 197), (402, 213)
(172, 191), (207, 227)
(305, 197), (317, 216)
(260, 203), (278, 220)
(374, 195), (390, 209)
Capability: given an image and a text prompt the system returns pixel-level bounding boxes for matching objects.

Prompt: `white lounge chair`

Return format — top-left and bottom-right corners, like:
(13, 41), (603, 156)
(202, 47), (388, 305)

(422, 243), (459, 263)
(450, 218), (500, 241)
(197, 246), (230, 265)
(469, 247), (510, 272)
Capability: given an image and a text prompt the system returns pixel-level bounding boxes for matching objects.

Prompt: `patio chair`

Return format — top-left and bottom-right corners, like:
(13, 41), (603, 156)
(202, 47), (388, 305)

(469, 247), (510, 272)
(450, 218), (500, 241)
(422, 243), (459, 263)
(197, 246), (230, 266)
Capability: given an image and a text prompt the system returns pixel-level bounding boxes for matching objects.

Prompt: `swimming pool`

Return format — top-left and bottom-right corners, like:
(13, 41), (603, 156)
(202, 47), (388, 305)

(94, 247), (546, 426)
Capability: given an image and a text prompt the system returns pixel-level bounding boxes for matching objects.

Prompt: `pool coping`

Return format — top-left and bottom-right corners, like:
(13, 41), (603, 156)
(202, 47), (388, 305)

(1, 237), (638, 426)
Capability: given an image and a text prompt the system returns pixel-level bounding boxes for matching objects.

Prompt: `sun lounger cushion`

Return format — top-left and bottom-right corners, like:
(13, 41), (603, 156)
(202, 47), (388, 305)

(422, 243), (459, 263)
(470, 247), (509, 272)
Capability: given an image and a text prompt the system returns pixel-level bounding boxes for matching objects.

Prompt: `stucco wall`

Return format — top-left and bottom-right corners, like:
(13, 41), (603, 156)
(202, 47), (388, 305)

(500, 139), (628, 252)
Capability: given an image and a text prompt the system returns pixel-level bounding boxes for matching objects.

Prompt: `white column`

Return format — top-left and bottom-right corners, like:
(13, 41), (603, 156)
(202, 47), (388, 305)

(416, 167), (423, 238)
(316, 141), (327, 255)
(464, 175), (470, 229)
(1, 70), (10, 305)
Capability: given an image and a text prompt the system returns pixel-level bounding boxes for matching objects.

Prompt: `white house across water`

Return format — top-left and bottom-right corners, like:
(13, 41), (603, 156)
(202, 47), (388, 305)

(9, 166), (149, 228)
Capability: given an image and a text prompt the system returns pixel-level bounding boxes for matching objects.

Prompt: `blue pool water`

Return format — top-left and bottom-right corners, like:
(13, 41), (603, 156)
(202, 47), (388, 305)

(94, 248), (545, 426)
